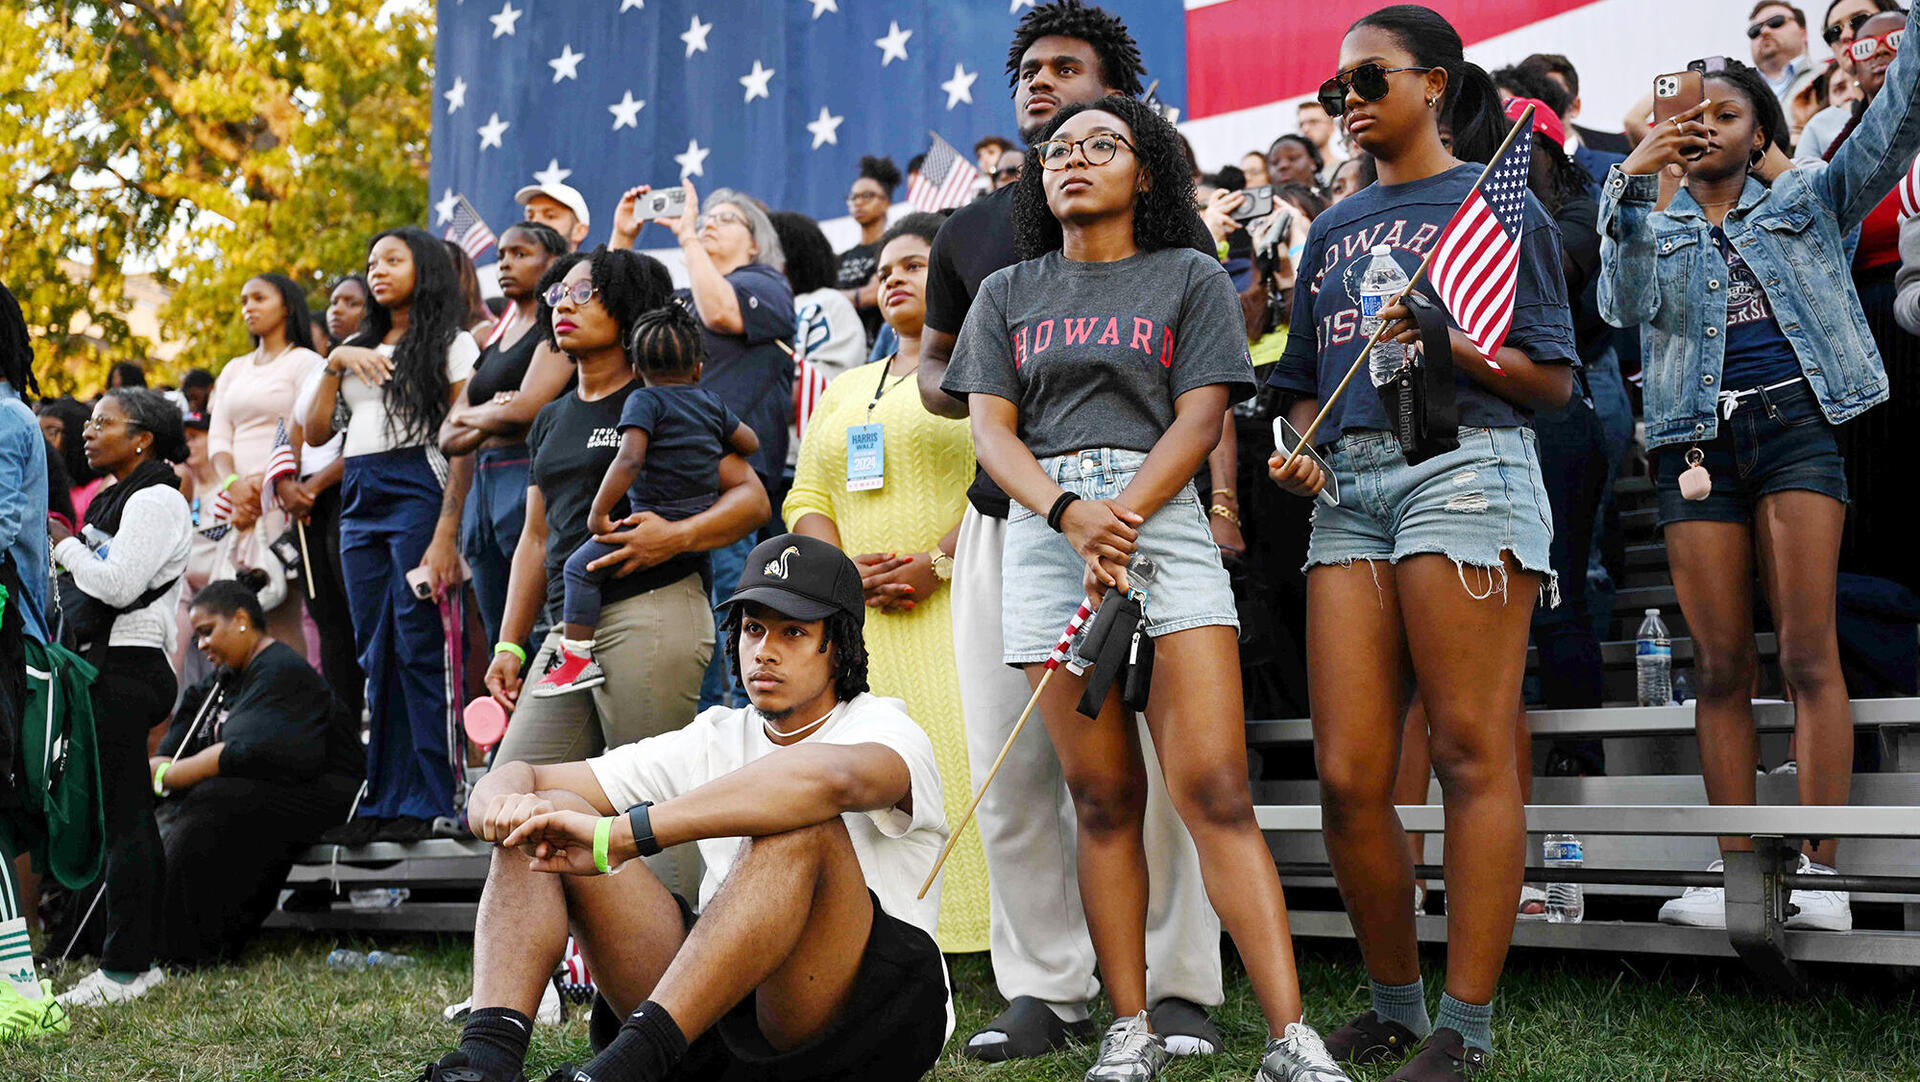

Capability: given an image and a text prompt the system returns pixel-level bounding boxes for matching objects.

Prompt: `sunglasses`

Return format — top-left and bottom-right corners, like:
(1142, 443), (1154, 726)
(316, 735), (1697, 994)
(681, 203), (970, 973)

(1317, 62), (1435, 117)
(542, 281), (600, 307)
(1849, 27), (1903, 60)
(1747, 12), (1792, 39)
(992, 162), (1024, 180)
(1035, 132), (1135, 170)
(1823, 10), (1872, 45)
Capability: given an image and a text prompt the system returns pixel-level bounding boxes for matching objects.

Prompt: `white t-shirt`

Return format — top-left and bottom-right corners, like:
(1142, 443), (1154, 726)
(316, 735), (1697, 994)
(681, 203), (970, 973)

(586, 692), (949, 938)
(339, 332), (479, 458)
(292, 364), (344, 477)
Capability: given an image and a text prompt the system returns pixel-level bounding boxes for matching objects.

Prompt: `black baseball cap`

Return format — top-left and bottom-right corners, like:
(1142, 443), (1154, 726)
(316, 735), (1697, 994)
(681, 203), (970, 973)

(182, 410), (210, 431)
(718, 533), (865, 623)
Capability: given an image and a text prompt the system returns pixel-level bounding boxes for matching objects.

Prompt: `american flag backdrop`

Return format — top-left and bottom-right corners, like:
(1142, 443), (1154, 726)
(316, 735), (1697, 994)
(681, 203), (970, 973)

(1426, 108), (1535, 368)
(428, 0), (1186, 252)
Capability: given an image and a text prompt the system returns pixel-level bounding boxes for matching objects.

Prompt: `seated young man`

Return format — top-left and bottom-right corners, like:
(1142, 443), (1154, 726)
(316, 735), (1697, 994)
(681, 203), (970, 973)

(417, 533), (952, 1082)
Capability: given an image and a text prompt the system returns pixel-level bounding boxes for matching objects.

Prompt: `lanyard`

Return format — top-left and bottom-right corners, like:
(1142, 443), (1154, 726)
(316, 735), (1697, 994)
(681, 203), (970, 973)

(867, 356), (917, 421)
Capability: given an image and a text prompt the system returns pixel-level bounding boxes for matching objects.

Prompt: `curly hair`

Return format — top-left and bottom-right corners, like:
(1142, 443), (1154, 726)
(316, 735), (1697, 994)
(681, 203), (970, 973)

(878, 211), (946, 253)
(348, 227), (463, 447)
(858, 155), (902, 196)
(627, 301), (707, 379)
(1005, 0), (1144, 97)
(244, 273), (316, 354)
(767, 211), (838, 295)
(1012, 96), (1197, 260)
(719, 606), (871, 706)
(538, 247), (675, 354)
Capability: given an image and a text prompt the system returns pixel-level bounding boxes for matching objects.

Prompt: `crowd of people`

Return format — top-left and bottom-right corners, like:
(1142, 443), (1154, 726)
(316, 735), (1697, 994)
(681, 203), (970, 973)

(4, 1), (1920, 1080)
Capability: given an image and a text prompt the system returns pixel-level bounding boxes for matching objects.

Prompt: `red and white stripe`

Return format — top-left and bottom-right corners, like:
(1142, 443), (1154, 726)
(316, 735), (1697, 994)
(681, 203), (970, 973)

(1425, 111), (1534, 371)
(1043, 599), (1097, 672)
(1897, 155), (1920, 222)
(793, 355), (833, 444)
(906, 132), (981, 213)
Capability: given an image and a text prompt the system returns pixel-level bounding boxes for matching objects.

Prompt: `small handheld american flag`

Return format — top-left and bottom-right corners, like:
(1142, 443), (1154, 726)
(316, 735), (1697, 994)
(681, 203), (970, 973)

(442, 194), (497, 260)
(906, 131), (982, 213)
(1425, 107), (1536, 371)
(263, 417), (299, 511)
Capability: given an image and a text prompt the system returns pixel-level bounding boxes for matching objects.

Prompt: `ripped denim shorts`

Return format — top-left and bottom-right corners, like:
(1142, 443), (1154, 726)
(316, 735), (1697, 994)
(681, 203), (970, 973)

(1303, 426), (1557, 602)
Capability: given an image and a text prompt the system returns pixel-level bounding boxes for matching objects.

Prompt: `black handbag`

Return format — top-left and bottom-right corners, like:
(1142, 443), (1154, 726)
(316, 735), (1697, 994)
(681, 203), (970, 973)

(54, 571), (177, 654)
(1373, 291), (1461, 466)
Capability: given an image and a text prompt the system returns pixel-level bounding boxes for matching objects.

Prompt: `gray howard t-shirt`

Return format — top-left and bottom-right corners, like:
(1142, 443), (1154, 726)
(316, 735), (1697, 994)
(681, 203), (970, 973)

(942, 247), (1255, 460)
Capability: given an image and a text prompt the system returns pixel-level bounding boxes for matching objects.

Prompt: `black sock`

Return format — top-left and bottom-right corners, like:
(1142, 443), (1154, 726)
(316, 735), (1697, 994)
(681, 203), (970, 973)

(458, 1006), (534, 1080)
(580, 1000), (689, 1082)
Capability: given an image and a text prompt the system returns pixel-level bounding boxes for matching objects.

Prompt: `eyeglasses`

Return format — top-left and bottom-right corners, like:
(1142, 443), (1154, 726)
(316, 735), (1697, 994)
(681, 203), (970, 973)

(82, 417), (142, 435)
(1035, 132), (1136, 170)
(845, 191), (886, 205)
(1824, 10), (1872, 45)
(1747, 12), (1792, 39)
(1317, 62), (1435, 117)
(699, 209), (750, 230)
(1849, 27), (1903, 61)
(992, 162), (1024, 181)
(542, 281), (600, 307)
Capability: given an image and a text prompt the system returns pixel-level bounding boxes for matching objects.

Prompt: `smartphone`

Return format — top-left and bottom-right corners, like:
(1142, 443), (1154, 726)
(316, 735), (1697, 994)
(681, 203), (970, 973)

(1652, 70), (1706, 157)
(1230, 184), (1276, 223)
(643, 186), (688, 219)
(1273, 417), (1340, 508)
(405, 565), (435, 600)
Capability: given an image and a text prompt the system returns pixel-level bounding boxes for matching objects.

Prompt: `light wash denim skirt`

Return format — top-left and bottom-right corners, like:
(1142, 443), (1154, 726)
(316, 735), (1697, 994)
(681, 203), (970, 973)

(1002, 447), (1239, 666)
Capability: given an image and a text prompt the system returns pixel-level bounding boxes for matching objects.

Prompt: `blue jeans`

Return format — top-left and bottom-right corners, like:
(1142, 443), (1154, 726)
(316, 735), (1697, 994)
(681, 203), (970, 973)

(1530, 393), (1608, 708)
(1584, 348), (1634, 647)
(698, 535), (755, 710)
(462, 445), (530, 649)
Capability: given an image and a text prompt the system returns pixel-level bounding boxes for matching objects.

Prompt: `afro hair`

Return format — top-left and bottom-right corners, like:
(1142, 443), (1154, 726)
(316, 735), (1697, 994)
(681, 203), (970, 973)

(1006, 0), (1144, 98)
(858, 155), (903, 196)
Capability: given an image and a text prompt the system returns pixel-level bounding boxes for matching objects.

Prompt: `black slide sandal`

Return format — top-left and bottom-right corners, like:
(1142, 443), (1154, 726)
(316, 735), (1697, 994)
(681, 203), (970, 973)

(962, 996), (1096, 1062)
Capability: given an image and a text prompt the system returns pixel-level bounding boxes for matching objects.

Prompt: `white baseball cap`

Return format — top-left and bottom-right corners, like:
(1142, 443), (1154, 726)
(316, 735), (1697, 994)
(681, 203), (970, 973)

(513, 182), (591, 227)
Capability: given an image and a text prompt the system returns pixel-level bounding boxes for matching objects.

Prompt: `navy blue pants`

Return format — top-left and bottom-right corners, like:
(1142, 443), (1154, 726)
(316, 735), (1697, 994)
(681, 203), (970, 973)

(462, 444), (531, 649)
(341, 448), (459, 821)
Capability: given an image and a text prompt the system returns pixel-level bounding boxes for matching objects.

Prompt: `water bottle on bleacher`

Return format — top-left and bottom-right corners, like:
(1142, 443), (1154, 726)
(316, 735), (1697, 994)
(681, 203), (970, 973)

(1543, 834), (1585, 923)
(1635, 608), (1673, 707)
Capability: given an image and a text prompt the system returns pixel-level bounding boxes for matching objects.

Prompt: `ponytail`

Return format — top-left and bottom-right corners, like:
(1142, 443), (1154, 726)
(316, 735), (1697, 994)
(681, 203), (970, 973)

(1349, 4), (1513, 164)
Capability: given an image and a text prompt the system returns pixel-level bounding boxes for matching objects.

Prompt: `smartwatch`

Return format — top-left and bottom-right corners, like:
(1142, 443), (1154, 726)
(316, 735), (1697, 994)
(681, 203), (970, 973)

(626, 801), (662, 858)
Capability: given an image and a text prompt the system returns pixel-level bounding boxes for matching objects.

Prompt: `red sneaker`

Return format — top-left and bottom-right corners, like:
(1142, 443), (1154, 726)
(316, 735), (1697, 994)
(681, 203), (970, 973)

(532, 647), (605, 697)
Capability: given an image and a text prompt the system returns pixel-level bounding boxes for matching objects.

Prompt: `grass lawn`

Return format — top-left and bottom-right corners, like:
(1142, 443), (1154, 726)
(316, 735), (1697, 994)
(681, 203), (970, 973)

(5, 932), (1917, 1081)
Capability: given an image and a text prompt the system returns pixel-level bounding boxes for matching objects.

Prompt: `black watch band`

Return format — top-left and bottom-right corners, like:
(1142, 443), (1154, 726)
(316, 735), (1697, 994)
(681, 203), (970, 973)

(626, 801), (662, 858)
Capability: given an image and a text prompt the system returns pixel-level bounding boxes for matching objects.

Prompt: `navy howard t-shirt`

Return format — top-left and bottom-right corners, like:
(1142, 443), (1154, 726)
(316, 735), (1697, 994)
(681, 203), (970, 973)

(1268, 163), (1578, 445)
(1709, 227), (1801, 390)
(684, 263), (794, 481)
(617, 384), (741, 515)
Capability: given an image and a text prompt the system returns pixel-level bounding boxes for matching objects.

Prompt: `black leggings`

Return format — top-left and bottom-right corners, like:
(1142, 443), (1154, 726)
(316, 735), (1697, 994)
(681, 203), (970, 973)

(303, 484), (366, 721)
(92, 645), (176, 974)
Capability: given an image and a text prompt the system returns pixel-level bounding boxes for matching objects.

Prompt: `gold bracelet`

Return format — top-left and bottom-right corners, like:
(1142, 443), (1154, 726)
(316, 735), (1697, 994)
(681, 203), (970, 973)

(1211, 488), (1236, 500)
(1209, 503), (1241, 527)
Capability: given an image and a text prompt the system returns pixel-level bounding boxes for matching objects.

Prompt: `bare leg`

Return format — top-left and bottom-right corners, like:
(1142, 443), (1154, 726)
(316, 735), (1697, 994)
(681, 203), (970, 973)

(1395, 554), (1534, 1005)
(1666, 520), (1760, 855)
(1753, 490), (1851, 867)
(1396, 698), (1431, 894)
(1027, 661), (1152, 1019)
(1308, 561), (1419, 987)
(1144, 624), (1304, 1031)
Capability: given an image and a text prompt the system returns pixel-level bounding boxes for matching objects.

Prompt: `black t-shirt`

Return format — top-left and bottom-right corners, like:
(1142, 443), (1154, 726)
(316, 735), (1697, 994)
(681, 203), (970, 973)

(466, 323), (542, 407)
(618, 384), (740, 512)
(684, 263), (796, 483)
(836, 241), (883, 344)
(926, 184), (1218, 517)
(160, 641), (363, 784)
(527, 382), (704, 627)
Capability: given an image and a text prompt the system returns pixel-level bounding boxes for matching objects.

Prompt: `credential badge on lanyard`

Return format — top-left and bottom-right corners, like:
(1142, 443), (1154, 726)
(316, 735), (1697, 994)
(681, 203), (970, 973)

(847, 360), (914, 493)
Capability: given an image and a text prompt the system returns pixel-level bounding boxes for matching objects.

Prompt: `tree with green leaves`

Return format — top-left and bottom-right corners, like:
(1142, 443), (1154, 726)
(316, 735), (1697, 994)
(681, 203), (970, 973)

(0, 0), (432, 396)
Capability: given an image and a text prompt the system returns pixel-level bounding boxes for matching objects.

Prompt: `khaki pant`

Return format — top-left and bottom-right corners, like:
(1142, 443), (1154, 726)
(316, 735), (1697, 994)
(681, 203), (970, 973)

(494, 571), (713, 897)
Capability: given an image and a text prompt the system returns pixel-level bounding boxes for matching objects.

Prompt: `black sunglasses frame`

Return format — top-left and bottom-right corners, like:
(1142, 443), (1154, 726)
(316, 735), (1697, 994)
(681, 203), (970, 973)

(1824, 11), (1872, 45)
(1747, 13), (1792, 39)
(1317, 63), (1435, 117)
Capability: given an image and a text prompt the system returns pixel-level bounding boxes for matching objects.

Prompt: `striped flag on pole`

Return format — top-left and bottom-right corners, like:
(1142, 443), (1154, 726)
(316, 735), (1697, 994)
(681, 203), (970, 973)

(1897, 155), (1920, 222)
(906, 132), (982, 213)
(1426, 109), (1536, 369)
(263, 417), (299, 510)
(442, 194), (496, 260)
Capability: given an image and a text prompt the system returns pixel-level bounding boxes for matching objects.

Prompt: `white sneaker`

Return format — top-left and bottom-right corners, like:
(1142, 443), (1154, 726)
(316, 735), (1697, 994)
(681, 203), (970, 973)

(1258, 1021), (1353, 1082)
(1517, 884), (1549, 920)
(1085, 1011), (1168, 1082)
(1785, 856), (1853, 931)
(1657, 860), (1726, 929)
(441, 979), (564, 1025)
(54, 967), (165, 1008)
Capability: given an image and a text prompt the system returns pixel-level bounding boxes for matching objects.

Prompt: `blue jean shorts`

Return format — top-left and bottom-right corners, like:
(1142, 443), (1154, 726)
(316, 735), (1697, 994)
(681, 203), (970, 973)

(1304, 426), (1557, 600)
(1652, 378), (1848, 528)
(1001, 448), (1239, 666)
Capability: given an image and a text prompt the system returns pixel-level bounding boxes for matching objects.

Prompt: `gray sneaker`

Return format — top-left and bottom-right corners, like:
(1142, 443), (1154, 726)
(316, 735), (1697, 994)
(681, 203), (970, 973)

(1259, 1022), (1353, 1082)
(1085, 1011), (1168, 1082)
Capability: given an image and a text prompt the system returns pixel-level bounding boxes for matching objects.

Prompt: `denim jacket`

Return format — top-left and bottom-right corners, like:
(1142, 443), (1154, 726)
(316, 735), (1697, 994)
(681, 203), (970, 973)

(1597, 3), (1920, 450)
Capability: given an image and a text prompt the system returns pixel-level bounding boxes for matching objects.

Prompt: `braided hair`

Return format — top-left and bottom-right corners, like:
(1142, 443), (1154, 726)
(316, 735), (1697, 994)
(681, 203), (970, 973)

(0, 280), (37, 397)
(627, 301), (707, 379)
(1006, 0), (1145, 97)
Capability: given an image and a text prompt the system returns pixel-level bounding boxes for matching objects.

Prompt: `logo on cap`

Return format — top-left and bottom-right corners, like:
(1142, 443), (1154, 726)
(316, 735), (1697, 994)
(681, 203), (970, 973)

(764, 545), (800, 579)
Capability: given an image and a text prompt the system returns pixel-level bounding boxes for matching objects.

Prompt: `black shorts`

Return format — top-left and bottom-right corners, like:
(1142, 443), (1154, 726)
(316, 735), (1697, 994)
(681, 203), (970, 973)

(592, 889), (950, 1082)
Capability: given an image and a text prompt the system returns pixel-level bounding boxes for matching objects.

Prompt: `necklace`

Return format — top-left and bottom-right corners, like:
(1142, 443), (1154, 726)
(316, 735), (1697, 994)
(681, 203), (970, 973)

(762, 703), (837, 742)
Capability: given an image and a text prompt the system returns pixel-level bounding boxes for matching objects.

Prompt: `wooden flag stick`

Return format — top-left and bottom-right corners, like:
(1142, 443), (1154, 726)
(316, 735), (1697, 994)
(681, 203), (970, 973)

(297, 521), (316, 600)
(1282, 105), (1535, 467)
(918, 597), (1096, 900)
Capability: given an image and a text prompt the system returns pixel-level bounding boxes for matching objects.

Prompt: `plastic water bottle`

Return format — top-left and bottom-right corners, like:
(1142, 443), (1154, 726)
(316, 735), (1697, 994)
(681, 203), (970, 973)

(1543, 834), (1585, 923)
(366, 950), (417, 969)
(1359, 245), (1411, 386)
(326, 949), (367, 972)
(1635, 609), (1673, 707)
(348, 887), (410, 911)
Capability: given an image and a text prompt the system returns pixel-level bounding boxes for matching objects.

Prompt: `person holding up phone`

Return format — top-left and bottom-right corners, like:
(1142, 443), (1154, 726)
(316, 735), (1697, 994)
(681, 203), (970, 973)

(1265, 7), (1577, 1078)
(1598, 7), (1920, 934)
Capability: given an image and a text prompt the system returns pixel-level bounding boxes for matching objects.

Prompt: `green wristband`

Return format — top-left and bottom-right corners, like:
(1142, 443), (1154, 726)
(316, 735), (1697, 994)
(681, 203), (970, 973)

(592, 816), (613, 874)
(218, 473), (240, 493)
(152, 762), (170, 796)
(493, 641), (527, 665)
